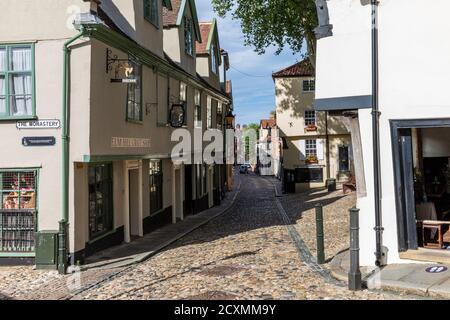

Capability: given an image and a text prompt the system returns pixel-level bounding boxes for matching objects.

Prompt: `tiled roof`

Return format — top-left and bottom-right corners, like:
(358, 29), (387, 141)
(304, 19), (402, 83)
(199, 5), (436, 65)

(196, 22), (212, 54)
(260, 119), (277, 129)
(272, 58), (314, 78)
(163, 0), (181, 27)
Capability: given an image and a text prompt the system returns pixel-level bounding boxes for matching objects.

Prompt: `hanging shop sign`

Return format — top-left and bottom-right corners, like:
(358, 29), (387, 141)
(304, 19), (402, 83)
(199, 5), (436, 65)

(16, 119), (60, 130)
(169, 104), (186, 128)
(106, 48), (138, 84)
(22, 136), (56, 147)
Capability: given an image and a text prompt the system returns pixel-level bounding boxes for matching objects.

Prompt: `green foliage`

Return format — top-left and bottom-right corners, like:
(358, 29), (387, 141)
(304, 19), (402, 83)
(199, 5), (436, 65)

(211, 0), (318, 63)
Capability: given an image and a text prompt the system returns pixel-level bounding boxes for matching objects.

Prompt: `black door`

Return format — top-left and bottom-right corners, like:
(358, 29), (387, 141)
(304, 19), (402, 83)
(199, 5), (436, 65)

(284, 170), (296, 193)
(184, 165), (193, 216)
(398, 129), (418, 250)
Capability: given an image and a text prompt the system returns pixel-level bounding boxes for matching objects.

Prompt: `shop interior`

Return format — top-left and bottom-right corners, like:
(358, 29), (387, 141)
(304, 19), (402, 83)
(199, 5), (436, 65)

(412, 127), (450, 249)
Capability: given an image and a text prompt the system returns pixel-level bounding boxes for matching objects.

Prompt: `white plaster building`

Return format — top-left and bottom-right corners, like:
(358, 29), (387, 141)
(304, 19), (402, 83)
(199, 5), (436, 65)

(315, 0), (450, 266)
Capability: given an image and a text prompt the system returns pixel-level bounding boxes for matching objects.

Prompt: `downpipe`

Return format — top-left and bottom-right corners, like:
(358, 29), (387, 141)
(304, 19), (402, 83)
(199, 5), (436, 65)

(371, 0), (386, 267)
(59, 27), (86, 275)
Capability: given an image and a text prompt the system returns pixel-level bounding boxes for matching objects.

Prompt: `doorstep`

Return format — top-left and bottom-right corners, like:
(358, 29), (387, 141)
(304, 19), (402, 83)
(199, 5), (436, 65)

(400, 248), (450, 265)
(330, 250), (450, 299)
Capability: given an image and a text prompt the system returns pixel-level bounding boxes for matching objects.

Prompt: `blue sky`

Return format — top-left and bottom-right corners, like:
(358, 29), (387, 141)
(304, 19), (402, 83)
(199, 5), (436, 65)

(196, 2), (303, 126)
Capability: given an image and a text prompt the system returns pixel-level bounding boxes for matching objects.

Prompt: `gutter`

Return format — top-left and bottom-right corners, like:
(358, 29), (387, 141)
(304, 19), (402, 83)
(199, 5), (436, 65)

(371, 0), (386, 267)
(59, 26), (87, 275)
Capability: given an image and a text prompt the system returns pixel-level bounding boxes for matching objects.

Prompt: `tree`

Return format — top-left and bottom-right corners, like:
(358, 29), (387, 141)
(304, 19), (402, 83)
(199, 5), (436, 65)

(211, 0), (318, 66)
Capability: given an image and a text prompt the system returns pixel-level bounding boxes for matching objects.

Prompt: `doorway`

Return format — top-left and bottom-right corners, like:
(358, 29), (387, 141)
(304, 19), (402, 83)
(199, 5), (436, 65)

(129, 169), (141, 240)
(184, 165), (193, 216)
(393, 120), (450, 252)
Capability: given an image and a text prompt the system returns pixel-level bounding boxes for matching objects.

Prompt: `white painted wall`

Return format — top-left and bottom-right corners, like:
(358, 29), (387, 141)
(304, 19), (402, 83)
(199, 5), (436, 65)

(315, 0), (371, 101)
(316, 0), (450, 266)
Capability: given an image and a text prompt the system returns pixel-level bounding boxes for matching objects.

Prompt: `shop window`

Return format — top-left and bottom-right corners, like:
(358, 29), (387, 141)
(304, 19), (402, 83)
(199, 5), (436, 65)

(0, 170), (37, 253)
(149, 160), (163, 214)
(0, 44), (35, 119)
(88, 163), (113, 239)
(295, 167), (324, 183)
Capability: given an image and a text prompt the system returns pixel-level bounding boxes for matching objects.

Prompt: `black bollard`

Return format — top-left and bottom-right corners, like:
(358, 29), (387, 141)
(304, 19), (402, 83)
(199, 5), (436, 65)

(348, 207), (362, 291)
(315, 204), (325, 264)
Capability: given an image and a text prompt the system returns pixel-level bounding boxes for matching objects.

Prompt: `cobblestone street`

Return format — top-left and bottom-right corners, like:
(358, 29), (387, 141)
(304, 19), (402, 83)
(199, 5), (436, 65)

(0, 174), (408, 300)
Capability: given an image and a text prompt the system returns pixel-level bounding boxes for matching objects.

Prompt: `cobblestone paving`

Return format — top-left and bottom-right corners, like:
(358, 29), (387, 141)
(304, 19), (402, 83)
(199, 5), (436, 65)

(0, 175), (410, 300)
(73, 175), (401, 300)
(277, 185), (356, 262)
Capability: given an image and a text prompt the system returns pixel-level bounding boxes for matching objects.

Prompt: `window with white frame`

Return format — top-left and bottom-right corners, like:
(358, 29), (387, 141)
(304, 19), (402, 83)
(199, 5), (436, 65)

(303, 79), (315, 92)
(184, 17), (194, 56)
(179, 82), (187, 125)
(305, 139), (317, 157)
(216, 102), (223, 130)
(207, 96), (212, 129)
(180, 82), (187, 102)
(304, 110), (316, 126)
(0, 44), (35, 119)
(194, 89), (201, 128)
(126, 58), (142, 122)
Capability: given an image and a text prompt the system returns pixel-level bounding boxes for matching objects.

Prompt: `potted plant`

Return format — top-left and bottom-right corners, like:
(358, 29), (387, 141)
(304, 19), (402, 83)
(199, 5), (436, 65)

(306, 154), (319, 164)
(305, 124), (318, 132)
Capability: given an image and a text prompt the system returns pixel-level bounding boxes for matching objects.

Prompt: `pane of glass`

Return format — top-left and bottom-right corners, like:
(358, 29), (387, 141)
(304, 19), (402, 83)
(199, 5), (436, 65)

(10, 47), (32, 71)
(0, 48), (6, 72)
(10, 73), (32, 116)
(0, 74), (5, 114)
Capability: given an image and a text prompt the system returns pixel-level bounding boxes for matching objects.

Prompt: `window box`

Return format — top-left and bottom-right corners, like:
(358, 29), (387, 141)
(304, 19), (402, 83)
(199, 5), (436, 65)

(305, 154), (319, 165)
(305, 124), (318, 132)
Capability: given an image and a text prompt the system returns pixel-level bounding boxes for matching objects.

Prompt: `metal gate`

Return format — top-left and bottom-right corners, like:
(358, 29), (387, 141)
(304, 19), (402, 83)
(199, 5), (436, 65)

(0, 170), (37, 253)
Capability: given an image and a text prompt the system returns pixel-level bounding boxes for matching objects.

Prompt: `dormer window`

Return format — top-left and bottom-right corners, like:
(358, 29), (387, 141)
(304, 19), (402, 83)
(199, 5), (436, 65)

(211, 43), (218, 74)
(144, 0), (159, 28)
(184, 17), (194, 56)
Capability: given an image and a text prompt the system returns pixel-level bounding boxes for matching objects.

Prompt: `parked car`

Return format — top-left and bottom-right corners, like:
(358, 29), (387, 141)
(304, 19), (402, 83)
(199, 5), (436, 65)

(239, 165), (249, 174)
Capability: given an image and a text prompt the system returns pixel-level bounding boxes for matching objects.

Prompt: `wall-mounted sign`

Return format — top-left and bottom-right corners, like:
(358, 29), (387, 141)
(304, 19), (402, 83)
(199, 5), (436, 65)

(22, 136), (56, 147)
(169, 104), (186, 128)
(111, 137), (151, 148)
(17, 120), (60, 130)
(110, 78), (137, 84)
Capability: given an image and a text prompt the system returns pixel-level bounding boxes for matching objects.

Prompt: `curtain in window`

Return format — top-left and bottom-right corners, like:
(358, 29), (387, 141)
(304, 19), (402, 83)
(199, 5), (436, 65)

(10, 47), (32, 116)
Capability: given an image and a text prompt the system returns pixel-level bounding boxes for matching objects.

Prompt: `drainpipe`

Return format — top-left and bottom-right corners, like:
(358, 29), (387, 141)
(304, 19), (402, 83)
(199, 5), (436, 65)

(59, 27), (85, 275)
(371, 0), (385, 267)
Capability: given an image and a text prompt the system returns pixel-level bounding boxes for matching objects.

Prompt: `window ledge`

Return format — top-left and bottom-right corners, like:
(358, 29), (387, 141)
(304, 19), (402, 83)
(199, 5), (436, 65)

(0, 116), (37, 121)
(126, 119), (144, 125)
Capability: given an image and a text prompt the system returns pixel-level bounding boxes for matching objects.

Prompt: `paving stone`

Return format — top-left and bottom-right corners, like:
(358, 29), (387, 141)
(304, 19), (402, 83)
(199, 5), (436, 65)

(0, 175), (402, 300)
